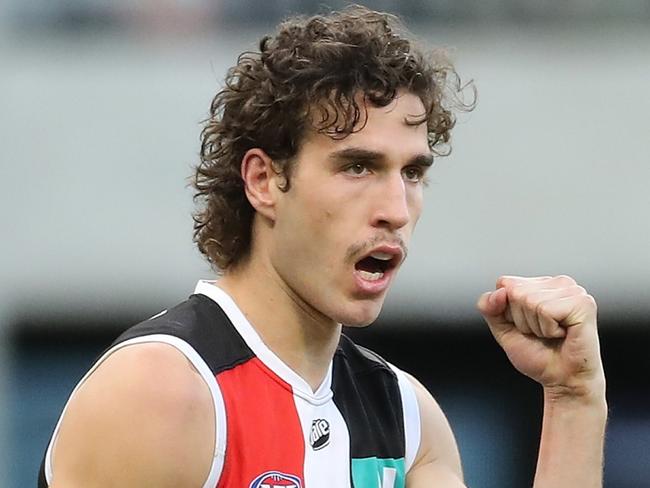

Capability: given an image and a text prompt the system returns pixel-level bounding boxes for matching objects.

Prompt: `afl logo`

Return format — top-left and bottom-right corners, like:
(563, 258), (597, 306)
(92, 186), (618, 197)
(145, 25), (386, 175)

(249, 471), (302, 488)
(310, 419), (330, 450)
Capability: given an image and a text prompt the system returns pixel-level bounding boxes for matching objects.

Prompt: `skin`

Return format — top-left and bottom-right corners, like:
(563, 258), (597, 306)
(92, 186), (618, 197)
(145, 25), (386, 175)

(50, 91), (606, 487)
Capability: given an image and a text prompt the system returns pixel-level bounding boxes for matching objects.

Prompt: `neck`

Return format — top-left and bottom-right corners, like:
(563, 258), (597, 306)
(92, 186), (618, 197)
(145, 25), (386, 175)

(217, 255), (342, 392)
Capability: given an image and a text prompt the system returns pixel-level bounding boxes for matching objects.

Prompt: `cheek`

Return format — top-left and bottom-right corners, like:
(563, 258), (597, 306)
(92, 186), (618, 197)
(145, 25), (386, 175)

(412, 199), (423, 224)
(408, 187), (424, 221)
(278, 192), (339, 257)
(299, 188), (345, 232)
(302, 200), (355, 274)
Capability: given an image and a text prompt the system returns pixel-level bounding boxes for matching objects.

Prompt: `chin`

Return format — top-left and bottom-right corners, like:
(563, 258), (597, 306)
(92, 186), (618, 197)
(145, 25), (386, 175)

(334, 300), (384, 328)
(343, 320), (375, 329)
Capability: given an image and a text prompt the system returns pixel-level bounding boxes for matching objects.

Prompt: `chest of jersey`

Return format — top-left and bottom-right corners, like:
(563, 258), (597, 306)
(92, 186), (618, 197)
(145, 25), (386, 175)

(215, 356), (406, 488)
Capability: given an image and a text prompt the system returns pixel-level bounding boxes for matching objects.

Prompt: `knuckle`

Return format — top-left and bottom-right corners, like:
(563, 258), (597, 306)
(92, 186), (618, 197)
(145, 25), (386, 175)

(537, 300), (551, 316)
(554, 274), (577, 286)
(498, 276), (517, 290)
(582, 294), (597, 309)
(524, 295), (538, 310)
(509, 286), (524, 302)
(571, 285), (587, 296)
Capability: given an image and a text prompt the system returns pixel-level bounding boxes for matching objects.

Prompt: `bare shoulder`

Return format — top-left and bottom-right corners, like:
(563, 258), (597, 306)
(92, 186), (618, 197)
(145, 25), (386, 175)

(50, 342), (216, 488)
(402, 372), (466, 488)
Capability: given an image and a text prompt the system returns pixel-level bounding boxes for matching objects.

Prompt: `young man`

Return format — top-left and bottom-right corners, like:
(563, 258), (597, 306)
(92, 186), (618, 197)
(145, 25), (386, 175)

(40, 6), (607, 488)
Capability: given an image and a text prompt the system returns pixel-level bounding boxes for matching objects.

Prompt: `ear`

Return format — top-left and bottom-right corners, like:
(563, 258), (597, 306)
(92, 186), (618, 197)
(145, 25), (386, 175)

(241, 148), (284, 221)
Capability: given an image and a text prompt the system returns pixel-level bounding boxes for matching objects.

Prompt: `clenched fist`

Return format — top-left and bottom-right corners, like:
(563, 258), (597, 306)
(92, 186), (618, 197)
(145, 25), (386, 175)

(477, 275), (605, 400)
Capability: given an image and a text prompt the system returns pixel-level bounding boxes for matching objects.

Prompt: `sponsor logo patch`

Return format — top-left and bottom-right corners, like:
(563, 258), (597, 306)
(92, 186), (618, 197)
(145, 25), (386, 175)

(310, 418), (330, 450)
(249, 471), (302, 488)
(351, 457), (405, 488)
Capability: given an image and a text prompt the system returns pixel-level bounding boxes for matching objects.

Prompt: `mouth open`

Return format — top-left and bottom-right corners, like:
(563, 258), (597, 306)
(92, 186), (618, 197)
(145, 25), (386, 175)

(354, 251), (400, 282)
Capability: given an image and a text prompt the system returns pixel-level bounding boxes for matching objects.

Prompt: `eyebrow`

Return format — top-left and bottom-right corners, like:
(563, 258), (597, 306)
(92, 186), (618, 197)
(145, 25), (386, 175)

(329, 147), (434, 167)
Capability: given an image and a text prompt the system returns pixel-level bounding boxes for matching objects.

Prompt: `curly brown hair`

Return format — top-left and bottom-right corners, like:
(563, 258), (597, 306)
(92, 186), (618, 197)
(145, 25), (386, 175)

(193, 5), (474, 271)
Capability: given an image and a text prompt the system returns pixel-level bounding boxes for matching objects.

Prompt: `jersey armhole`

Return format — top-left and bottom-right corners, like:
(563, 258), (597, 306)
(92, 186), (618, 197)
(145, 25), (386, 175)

(388, 364), (421, 473)
(44, 334), (226, 488)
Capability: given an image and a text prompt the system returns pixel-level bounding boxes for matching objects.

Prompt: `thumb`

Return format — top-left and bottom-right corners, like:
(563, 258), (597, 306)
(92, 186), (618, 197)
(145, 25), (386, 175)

(477, 287), (508, 317)
(477, 287), (511, 337)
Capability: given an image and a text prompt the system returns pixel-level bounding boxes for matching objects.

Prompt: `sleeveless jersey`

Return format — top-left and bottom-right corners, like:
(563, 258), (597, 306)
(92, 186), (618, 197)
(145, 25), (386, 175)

(39, 280), (421, 488)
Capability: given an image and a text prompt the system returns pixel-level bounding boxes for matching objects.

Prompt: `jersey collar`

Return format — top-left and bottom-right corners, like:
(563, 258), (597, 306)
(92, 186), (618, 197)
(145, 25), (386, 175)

(194, 279), (334, 405)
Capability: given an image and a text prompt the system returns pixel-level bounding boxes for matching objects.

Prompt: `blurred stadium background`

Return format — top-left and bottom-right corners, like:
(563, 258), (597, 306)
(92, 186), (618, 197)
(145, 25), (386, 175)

(1, 1), (649, 486)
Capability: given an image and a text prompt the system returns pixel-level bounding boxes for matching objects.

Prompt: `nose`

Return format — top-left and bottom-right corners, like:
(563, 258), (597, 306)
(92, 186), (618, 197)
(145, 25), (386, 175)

(371, 173), (410, 231)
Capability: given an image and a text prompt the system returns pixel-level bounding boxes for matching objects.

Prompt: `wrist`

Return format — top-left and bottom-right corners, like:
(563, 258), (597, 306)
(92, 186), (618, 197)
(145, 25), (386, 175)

(543, 376), (607, 410)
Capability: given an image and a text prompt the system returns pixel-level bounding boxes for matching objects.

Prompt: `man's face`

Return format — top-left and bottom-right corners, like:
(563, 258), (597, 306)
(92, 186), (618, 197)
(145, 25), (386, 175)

(269, 91), (431, 326)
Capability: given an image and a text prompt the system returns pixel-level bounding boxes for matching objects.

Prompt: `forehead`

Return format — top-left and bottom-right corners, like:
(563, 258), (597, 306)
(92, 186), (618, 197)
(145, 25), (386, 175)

(301, 91), (430, 158)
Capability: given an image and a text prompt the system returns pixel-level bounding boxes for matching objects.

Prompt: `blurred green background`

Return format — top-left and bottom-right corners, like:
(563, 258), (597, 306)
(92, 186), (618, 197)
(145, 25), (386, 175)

(1, 1), (649, 486)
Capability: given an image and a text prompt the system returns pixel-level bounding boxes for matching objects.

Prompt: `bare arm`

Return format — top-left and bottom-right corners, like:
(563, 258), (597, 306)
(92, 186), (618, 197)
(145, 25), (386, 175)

(533, 387), (607, 487)
(49, 342), (215, 488)
(404, 373), (466, 488)
(479, 275), (607, 488)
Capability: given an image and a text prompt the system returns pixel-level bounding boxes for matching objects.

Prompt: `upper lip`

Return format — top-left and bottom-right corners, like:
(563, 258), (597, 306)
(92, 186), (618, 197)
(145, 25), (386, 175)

(356, 244), (405, 271)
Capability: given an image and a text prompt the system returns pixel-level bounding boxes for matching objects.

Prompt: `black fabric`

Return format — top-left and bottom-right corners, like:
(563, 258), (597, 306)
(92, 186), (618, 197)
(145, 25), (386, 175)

(332, 333), (405, 460)
(111, 294), (255, 375)
(37, 456), (47, 488)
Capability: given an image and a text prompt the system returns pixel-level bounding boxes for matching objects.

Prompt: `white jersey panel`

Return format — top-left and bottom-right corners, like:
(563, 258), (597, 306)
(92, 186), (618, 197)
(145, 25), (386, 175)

(294, 395), (352, 488)
(388, 364), (422, 473)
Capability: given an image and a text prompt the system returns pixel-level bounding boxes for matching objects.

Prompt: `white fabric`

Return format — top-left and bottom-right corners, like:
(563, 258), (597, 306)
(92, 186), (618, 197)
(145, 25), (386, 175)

(293, 392), (352, 488)
(389, 364), (422, 473)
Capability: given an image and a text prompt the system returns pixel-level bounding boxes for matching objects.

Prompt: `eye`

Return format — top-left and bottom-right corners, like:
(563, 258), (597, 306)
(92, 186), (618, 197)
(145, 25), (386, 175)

(402, 166), (425, 183)
(344, 163), (370, 177)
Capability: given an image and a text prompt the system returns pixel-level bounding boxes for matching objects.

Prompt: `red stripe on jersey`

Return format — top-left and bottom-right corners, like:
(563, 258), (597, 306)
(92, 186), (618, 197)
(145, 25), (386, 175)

(216, 357), (305, 488)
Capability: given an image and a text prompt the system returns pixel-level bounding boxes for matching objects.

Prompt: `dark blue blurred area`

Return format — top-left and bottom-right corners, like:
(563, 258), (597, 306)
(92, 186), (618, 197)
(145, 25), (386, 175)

(8, 333), (106, 488)
(9, 354), (92, 486)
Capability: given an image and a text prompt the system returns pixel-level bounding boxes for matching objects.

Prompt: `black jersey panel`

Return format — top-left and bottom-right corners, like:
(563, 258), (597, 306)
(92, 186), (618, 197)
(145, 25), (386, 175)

(111, 293), (254, 375)
(331, 334), (406, 460)
(37, 455), (47, 488)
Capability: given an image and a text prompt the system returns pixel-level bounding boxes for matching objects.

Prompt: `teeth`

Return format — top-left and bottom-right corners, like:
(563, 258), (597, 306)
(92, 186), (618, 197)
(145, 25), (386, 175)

(359, 270), (384, 281)
(370, 252), (393, 261)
